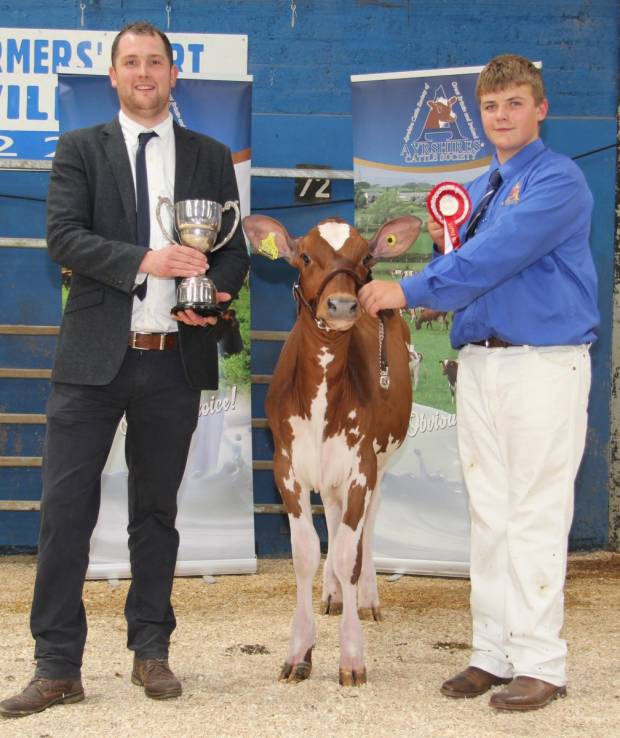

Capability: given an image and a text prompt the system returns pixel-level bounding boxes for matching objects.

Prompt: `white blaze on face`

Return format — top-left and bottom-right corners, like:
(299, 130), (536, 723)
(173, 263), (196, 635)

(318, 222), (351, 251)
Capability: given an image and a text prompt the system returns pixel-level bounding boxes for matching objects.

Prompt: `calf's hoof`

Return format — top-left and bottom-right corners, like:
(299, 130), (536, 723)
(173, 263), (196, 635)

(321, 597), (343, 616)
(279, 661), (312, 682)
(339, 668), (367, 687)
(279, 648), (313, 683)
(358, 606), (383, 622)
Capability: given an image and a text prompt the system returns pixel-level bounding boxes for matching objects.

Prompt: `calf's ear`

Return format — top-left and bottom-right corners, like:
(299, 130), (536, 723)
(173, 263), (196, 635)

(242, 215), (298, 261)
(368, 215), (422, 259)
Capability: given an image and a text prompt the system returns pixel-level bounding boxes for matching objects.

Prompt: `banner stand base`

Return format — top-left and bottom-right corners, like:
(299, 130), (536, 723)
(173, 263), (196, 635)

(86, 557), (257, 581)
(373, 556), (469, 579)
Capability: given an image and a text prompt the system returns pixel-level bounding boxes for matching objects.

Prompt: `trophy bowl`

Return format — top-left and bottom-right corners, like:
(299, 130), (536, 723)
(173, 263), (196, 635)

(156, 197), (240, 317)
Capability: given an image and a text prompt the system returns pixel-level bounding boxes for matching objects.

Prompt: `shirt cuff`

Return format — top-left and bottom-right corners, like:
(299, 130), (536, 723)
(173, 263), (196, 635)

(400, 273), (434, 308)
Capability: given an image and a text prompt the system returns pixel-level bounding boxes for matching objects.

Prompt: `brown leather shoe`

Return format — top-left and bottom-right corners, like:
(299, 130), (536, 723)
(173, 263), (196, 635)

(131, 658), (182, 700)
(0, 677), (84, 718)
(489, 676), (567, 711)
(441, 666), (512, 698)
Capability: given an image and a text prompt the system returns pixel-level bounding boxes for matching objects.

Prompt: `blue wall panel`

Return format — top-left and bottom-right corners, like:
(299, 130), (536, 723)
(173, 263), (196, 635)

(250, 383), (268, 421)
(0, 0), (617, 554)
(0, 468), (43, 501)
(252, 427), (274, 461)
(0, 171), (48, 237)
(0, 335), (57, 368)
(251, 341), (285, 376)
(545, 118), (617, 549)
(0, 424), (45, 456)
(0, 379), (51, 414)
(0, 512), (39, 551)
(1, 249), (60, 325)
(0, 469), (42, 550)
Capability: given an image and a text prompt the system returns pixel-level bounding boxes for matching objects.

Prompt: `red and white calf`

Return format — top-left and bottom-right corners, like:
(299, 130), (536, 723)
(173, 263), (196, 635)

(243, 214), (420, 685)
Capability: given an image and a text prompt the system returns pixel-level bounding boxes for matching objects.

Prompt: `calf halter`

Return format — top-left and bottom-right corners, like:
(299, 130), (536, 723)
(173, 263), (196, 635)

(292, 265), (368, 331)
(292, 265), (391, 390)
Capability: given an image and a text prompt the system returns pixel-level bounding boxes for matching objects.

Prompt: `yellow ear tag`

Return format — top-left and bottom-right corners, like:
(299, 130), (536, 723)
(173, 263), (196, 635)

(386, 233), (397, 247)
(258, 232), (279, 260)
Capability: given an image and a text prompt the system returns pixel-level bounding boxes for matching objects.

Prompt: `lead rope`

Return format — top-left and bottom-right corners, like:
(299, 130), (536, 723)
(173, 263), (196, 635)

(378, 313), (389, 389)
(293, 270), (390, 389)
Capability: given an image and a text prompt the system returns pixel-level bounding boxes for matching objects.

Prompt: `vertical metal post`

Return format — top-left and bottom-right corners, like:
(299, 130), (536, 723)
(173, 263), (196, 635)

(609, 98), (620, 552)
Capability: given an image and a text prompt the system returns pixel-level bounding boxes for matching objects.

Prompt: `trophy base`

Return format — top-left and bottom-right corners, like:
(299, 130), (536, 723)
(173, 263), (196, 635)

(171, 302), (224, 318)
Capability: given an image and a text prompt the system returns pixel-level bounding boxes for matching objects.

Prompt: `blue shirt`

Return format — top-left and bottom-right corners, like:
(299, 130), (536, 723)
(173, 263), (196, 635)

(400, 139), (599, 347)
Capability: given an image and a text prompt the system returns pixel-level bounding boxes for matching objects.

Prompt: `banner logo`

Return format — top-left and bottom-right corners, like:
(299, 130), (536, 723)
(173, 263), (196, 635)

(402, 81), (484, 165)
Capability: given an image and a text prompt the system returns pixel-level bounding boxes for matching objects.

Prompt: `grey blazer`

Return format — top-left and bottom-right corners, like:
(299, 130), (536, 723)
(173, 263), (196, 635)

(46, 118), (250, 390)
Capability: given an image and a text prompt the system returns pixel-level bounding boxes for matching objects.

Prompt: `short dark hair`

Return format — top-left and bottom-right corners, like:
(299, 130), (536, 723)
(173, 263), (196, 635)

(111, 21), (174, 67)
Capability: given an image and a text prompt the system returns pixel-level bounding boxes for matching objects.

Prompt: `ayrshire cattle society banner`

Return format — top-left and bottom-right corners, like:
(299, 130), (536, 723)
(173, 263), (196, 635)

(352, 64), (493, 576)
(57, 72), (255, 579)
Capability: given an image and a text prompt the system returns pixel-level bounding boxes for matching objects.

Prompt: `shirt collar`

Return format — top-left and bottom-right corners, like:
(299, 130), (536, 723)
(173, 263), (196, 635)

(493, 138), (546, 182)
(118, 110), (174, 145)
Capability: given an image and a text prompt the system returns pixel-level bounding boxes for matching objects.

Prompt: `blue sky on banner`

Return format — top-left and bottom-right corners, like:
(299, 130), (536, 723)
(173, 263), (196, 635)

(58, 75), (251, 157)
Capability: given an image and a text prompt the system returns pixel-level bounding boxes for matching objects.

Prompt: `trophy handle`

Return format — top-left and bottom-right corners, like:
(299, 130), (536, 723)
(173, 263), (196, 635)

(156, 196), (177, 244)
(212, 200), (241, 253)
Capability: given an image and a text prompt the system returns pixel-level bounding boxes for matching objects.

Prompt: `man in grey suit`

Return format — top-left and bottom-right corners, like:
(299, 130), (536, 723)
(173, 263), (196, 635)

(1, 21), (249, 718)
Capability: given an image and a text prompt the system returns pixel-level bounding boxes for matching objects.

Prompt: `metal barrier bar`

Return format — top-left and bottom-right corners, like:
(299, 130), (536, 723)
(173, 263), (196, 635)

(0, 413), (46, 424)
(0, 159), (354, 179)
(0, 456), (42, 467)
(0, 369), (51, 379)
(0, 500), (325, 514)
(0, 160), (52, 171)
(0, 501), (41, 511)
(251, 167), (353, 180)
(0, 325), (59, 334)
(0, 238), (47, 249)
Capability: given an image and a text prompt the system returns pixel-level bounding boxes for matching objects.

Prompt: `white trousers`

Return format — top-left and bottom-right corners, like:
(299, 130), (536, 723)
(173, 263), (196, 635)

(456, 343), (591, 687)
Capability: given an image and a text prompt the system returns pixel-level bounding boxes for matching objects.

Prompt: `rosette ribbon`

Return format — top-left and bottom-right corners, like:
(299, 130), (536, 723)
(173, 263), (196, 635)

(426, 182), (472, 253)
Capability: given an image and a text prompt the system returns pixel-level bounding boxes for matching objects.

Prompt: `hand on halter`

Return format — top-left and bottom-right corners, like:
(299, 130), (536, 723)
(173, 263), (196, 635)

(358, 280), (407, 318)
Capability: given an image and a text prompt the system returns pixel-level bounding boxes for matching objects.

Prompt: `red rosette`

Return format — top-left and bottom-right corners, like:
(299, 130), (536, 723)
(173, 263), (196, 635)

(426, 181), (472, 252)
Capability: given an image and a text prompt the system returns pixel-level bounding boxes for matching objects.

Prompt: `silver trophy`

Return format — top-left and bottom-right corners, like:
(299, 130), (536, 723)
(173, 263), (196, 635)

(156, 197), (241, 316)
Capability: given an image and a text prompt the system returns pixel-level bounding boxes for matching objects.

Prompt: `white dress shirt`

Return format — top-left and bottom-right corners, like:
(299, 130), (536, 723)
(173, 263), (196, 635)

(118, 110), (178, 333)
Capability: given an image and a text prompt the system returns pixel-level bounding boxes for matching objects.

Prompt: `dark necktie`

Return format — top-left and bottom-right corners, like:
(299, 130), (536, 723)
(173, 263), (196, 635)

(464, 169), (503, 242)
(134, 130), (158, 300)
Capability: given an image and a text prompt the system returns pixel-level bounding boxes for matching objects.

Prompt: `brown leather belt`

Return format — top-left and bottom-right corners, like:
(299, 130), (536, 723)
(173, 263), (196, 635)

(471, 337), (520, 349)
(128, 332), (178, 351)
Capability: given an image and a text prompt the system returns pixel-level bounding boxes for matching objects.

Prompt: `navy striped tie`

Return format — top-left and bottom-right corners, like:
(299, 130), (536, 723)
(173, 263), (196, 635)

(464, 169), (502, 242)
(134, 130), (158, 300)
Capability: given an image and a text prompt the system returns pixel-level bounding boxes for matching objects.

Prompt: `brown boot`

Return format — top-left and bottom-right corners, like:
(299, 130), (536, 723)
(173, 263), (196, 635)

(0, 677), (84, 718)
(441, 666), (512, 698)
(131, 658), (182, 700)
(489, 676), (567, 711)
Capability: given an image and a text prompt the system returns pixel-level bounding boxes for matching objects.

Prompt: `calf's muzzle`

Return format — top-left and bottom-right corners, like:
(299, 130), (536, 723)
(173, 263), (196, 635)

(326, 296), (359, 320)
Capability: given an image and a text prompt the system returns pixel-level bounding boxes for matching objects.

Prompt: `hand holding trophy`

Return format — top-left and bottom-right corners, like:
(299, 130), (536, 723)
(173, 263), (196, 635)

(156, 198), (241, 316)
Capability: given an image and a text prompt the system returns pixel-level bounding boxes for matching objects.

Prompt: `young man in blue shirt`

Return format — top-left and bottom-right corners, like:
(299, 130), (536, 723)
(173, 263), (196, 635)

(359, 54), (598, 711)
